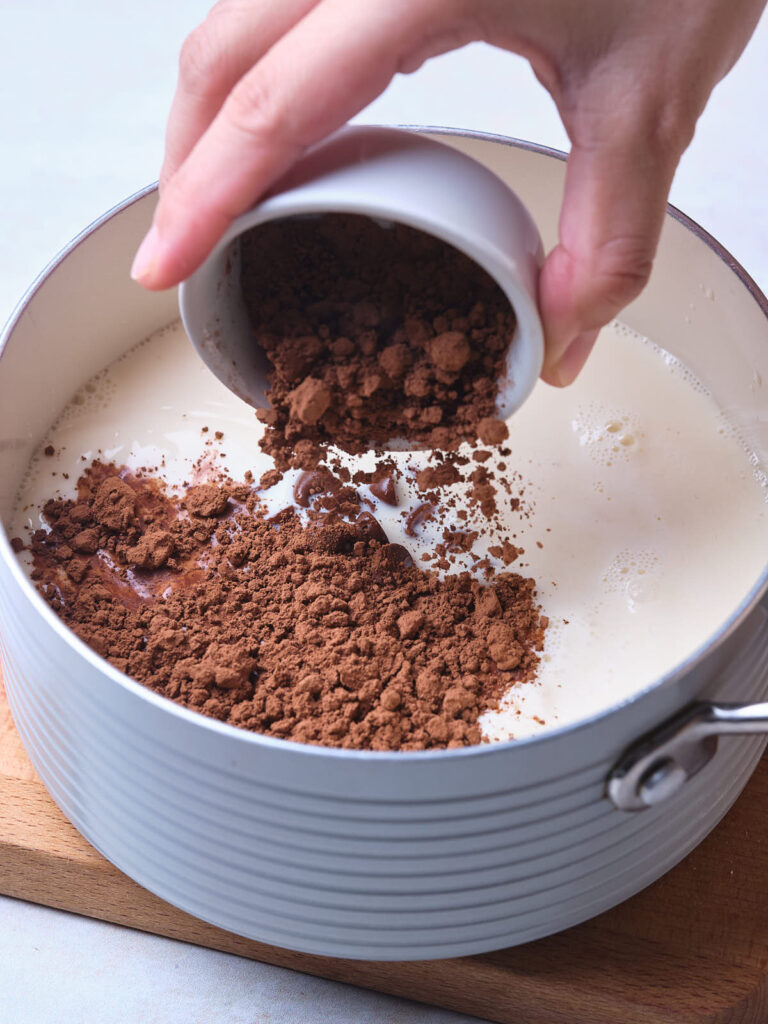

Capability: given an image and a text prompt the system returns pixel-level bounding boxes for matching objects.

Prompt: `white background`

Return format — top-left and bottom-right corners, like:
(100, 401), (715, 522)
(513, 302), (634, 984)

(1, 2), (766, 1022)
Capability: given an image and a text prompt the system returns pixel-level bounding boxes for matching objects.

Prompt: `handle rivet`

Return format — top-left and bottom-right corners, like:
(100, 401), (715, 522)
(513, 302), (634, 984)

(638, 759), (688, 806)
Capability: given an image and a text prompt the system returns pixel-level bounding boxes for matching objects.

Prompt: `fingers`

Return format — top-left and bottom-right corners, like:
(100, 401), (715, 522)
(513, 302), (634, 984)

(160, 0), (321, 192)
(539, 97), (690, 386)
(134, 0), (463, 290)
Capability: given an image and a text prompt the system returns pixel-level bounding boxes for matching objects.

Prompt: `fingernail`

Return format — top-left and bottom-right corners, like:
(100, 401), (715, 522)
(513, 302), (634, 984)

(550, 330), (599, 387)
(130, 224), (161, 284)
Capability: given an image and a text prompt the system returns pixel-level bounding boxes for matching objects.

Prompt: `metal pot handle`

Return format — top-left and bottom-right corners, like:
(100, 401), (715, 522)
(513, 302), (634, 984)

(607, 701), (768, 811)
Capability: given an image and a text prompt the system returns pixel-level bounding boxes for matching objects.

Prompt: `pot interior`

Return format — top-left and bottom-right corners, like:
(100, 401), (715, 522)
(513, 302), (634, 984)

(2, 132), (768, 634)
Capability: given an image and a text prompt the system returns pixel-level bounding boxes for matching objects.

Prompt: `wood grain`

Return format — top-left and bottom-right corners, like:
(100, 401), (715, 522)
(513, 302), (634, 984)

(1, 662), (767, 1024)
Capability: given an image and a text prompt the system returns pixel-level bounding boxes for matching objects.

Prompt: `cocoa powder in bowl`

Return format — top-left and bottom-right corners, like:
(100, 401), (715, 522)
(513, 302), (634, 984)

(242, 213), (515, 469)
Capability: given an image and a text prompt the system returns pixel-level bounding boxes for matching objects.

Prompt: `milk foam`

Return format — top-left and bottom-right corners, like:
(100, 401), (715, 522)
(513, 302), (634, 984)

(13, 320), (768, 741)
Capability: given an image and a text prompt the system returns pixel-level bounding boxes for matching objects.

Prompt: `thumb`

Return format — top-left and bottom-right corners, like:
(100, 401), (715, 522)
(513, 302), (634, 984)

(539, 112), (686, 386)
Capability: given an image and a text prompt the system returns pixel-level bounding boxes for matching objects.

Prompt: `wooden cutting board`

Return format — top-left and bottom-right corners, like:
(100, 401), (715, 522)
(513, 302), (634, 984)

(1, 663), (766, 1024)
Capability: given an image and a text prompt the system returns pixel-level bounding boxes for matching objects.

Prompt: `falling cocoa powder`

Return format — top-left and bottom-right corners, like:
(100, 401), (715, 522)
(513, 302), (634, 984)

(241, 214), (516, 469)
(16, 214), (544, 752)
(23, 462), (545, 751)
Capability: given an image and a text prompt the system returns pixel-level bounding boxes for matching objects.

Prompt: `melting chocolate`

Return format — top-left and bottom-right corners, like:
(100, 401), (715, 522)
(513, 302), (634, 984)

(405, 502), (436, 537)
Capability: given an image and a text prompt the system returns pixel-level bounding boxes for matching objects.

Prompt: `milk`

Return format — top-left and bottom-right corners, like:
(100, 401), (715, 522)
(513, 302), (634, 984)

(13, 320), (768, 740)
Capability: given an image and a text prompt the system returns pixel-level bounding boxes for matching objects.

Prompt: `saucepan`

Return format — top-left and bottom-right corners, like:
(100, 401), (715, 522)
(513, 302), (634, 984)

(1, 128), (767, 961)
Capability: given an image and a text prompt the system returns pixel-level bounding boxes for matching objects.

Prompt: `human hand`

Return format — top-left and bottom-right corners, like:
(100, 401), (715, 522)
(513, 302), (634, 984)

(131, 0), (766, 385)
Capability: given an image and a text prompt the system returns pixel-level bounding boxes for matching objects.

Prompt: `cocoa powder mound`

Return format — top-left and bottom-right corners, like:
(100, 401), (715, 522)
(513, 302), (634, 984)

(241, 214), (516, 469)
(25, 462), (545, 751)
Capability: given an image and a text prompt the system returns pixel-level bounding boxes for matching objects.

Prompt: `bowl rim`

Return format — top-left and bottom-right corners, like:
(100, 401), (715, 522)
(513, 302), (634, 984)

(2, 125), (768, 764)
(179, 124), (545, 419)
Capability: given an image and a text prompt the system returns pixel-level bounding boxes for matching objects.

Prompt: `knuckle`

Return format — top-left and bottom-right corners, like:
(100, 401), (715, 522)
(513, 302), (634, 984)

(570, 74), (698, 164)
(409, 0), (456, 24)
(593, 236), (654, 306)
(178, 25), (221, 95)
(224, 73), (282, 144)
(647, 97), (698, 157)
(409, 0), (478, 42)
(621, 82), (700, 161)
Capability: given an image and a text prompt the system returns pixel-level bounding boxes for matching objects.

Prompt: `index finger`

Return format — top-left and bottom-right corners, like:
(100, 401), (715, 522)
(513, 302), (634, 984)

(132, 0), (464, 289)
(160, 0), (321, 191)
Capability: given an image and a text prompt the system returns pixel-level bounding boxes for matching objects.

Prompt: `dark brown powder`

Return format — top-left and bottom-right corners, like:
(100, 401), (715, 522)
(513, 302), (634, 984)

(241, 214), (516, 469)
(24, 462), (545, 750)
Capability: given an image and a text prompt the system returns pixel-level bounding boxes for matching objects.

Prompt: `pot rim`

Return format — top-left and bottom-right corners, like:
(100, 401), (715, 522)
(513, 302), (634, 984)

(2, 126), (767, 763)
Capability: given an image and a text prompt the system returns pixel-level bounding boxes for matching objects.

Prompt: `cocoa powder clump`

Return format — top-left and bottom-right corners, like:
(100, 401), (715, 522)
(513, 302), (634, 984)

(185, 484), (230, 518)
(92, 476), (137, 531)
(27, 462), (545, 751)
(477, 417), (509, 446)
(241, 214), (516, 469)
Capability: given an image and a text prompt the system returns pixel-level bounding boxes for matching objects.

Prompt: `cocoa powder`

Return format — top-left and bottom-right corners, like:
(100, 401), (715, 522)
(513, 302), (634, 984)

(17, 214), (544, 752)
(241, 214), (516, 468)
(24, 462), (545, 750)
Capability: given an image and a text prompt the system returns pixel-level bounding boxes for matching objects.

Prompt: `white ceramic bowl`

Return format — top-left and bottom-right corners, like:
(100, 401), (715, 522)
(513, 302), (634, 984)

(1, 129), (768, 961)
(179, 126), (545, 422)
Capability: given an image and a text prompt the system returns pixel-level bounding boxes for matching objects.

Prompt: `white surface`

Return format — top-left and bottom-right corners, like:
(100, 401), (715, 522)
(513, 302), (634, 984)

(1, 897), (472, 1024)
(1, 1), (766, 1022)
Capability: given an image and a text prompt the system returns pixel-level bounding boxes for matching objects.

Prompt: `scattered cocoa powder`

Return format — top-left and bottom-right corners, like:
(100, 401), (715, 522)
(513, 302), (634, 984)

(477, 417), (509, 446)
(416, 463), (461, 491)
(241, 214), (516, 469)
(25, 462), (545, 751)
(489, 539), (523, 566)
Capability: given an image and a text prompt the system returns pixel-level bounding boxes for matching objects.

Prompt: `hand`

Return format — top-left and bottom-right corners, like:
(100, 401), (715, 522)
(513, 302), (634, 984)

(131, 0), (766, 385)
